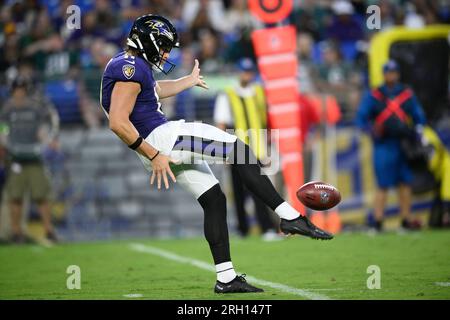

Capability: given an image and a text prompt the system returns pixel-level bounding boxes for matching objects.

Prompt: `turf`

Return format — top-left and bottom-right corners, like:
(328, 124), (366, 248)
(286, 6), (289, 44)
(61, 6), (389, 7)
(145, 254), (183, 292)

(1, 230), (450, 300)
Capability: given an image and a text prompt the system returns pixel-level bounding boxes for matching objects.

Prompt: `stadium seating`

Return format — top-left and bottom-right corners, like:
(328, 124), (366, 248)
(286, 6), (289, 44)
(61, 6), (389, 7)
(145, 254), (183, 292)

(45, 80), (83, 124)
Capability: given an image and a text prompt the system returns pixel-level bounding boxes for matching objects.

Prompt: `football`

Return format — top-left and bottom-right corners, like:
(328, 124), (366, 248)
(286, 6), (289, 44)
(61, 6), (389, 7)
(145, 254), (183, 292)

(296, 181), (341, 211)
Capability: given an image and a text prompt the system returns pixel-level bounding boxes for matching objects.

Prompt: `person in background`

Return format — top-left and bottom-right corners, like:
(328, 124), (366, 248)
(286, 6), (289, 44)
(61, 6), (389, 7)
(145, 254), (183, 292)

(297, 32), (317, 94)
(326, 0), (364, 43)
(22, 10), (79, 79)
(214, 58), (281, 241)
(0, 76), (59, 244)
(356, 60), (426, 232)
(314, 40), (361, 120)
(197, 28), (222, 74)
(182, 0), (226, 37)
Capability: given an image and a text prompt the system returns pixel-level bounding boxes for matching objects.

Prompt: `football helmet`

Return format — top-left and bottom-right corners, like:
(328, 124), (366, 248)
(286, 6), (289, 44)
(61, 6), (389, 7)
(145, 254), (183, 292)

(127, 14), (179, 74)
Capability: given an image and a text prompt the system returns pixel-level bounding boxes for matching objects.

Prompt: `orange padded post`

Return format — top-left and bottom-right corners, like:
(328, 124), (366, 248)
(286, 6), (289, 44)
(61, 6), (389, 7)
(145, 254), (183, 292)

(251, 23), (304, 214)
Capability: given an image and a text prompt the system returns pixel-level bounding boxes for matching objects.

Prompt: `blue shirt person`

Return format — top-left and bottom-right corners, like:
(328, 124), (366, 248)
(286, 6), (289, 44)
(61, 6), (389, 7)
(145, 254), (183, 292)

(355, 60), (426, 231)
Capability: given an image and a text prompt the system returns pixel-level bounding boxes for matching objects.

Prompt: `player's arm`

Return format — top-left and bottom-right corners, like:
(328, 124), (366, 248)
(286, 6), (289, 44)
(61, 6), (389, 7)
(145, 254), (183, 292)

(156, 59), (208, 99)
(109, 81), (177, 189)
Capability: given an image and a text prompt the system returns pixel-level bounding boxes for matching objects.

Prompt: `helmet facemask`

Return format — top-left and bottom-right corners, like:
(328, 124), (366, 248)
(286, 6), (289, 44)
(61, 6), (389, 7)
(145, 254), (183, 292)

(147, 34), (179, 74)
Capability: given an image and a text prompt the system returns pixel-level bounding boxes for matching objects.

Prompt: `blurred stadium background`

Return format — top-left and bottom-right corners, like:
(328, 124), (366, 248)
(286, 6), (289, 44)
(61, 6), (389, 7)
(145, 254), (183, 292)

(0, 0), (449, 243)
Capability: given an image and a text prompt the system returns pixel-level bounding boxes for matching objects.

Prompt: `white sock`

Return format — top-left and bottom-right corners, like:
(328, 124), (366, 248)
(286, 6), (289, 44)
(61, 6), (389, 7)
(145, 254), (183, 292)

(275, 202), (300, 220)
(216, 261), (237, 283)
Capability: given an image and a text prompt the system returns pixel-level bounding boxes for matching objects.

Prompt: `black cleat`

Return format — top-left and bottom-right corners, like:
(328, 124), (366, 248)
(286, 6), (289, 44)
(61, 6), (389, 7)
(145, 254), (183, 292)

(280, 215), (334, 240)
(214, 274), (264, 294)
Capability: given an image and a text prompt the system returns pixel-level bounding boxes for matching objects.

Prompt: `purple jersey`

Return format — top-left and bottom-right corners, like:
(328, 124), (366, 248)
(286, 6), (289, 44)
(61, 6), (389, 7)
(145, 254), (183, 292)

(100, 51), (167, 137)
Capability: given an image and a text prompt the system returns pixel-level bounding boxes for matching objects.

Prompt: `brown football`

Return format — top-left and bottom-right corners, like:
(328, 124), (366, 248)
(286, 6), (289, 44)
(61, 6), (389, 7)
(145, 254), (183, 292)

(296, 181), (341, 211)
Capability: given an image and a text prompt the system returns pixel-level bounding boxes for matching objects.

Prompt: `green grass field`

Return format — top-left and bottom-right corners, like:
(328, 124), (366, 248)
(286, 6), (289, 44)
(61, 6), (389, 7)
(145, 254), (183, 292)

(1, 230), (450, 300)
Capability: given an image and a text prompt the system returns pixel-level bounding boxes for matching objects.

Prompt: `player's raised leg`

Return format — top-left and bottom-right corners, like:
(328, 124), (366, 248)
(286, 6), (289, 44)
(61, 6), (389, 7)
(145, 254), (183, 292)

(230, 139), (333, 240)
(173, 122), (333, 240)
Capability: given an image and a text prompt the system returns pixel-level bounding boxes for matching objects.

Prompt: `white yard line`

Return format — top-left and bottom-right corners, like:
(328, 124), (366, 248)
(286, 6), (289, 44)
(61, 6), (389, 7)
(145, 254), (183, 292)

(123, 293), (143, 298)
(129, 243), (331, 300)
(435, 282), (450, 287)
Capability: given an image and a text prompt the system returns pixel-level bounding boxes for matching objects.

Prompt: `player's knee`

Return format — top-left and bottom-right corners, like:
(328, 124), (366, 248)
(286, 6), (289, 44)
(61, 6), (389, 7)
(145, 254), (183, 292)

(198, 183), (226, 214)
(199, 184), (228, 245)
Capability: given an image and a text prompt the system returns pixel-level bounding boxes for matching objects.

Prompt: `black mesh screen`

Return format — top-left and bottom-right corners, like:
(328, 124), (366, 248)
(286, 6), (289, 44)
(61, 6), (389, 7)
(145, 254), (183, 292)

(389, 38), (449, 122)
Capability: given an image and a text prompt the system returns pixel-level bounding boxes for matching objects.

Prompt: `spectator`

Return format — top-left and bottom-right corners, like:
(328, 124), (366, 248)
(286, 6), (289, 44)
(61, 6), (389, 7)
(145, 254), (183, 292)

(81, 39), (120, 127)
(0, 35), (21, 77)
(378, 0), (400, 31)
(291, 0), (333, 41)
(403, 2), (426, 28)
(355, 60), (427, 232)
(314, 41), (362, 120)
(182, 0), (226, 37)
(0, 76), (60, 244)
(222, 26), (255, 64)
(221, 0), (262, 34)
(326, 0), (364, 43)
(22, 10), (79, 79)
(197, 28), (222, 74)
(297, 32), (317, 94)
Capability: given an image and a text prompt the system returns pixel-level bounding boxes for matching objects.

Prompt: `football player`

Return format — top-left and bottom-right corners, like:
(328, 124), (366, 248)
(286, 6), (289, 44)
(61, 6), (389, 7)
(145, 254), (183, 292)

(101, 14), (333, 294)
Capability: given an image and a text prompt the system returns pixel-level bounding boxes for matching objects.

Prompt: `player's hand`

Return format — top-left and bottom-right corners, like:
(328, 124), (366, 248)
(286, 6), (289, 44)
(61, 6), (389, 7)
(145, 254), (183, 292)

(150, 153), (178, 190)
(190, 59), (209, 90)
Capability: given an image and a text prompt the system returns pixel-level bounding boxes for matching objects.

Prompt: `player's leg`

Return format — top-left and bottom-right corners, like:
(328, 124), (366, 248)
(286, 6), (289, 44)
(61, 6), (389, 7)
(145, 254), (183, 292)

(173, 122), (333, 240)
(171, 161), (263, 293)
(170, 162), (231, 272)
